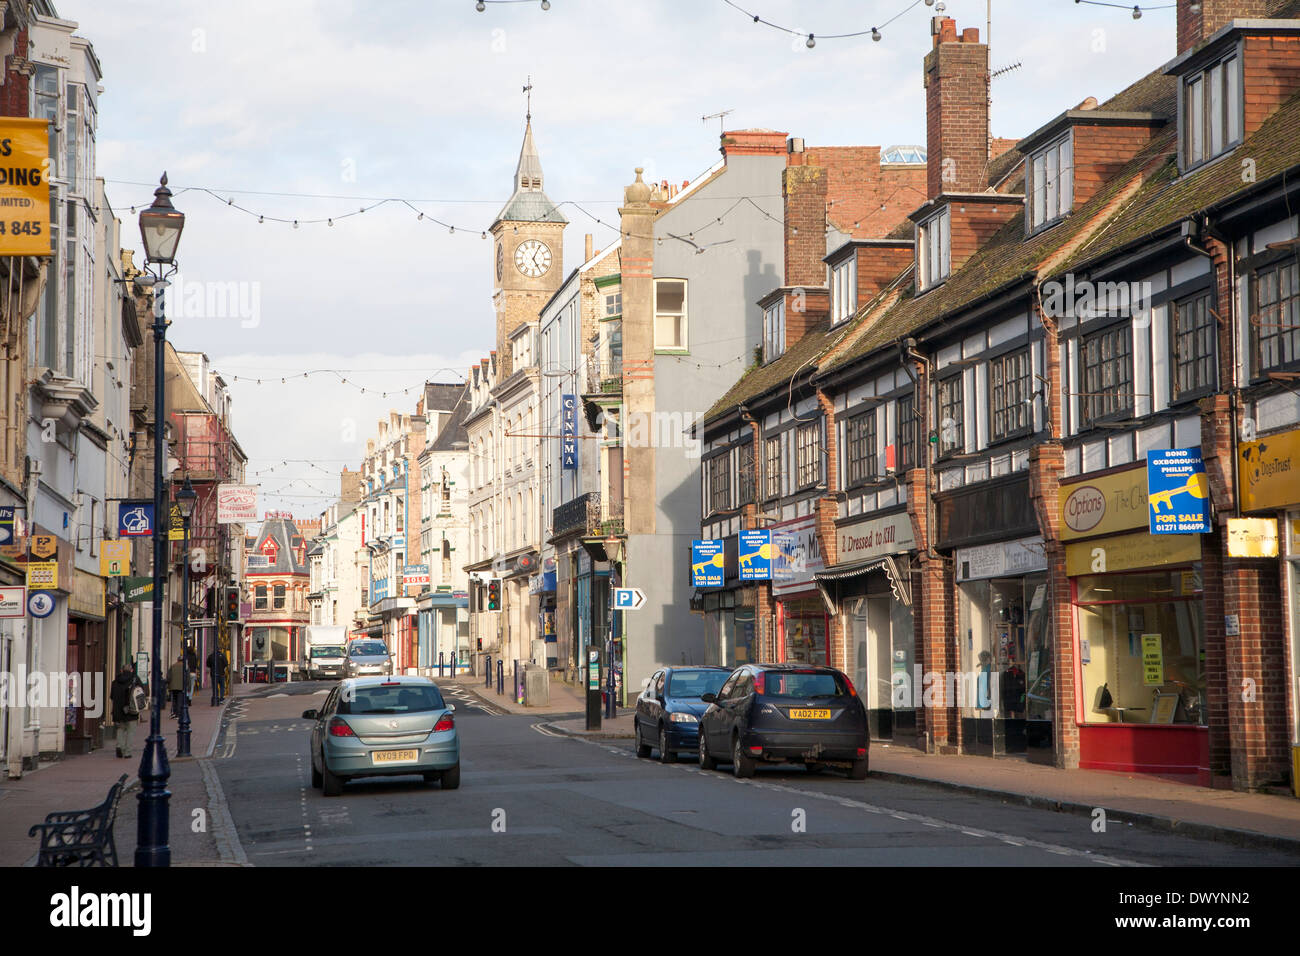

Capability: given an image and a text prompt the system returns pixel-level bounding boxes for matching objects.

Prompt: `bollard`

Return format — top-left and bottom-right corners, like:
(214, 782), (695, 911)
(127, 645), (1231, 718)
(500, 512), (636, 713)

(438, 652), (444, 678)
(497, 658), (504, 696)
(485, 655), (492, 687)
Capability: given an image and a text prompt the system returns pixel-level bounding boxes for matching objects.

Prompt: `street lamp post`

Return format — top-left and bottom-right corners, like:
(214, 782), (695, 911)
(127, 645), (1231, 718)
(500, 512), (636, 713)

(175, 477), (197, 757)
(136, 172), (185, 868)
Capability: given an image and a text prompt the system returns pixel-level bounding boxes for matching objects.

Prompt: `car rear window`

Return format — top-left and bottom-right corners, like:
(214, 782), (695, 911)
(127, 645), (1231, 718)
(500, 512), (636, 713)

(762, 671), (848, 698)
(667, 670), (729, 698)
(340, 684), (445, 714)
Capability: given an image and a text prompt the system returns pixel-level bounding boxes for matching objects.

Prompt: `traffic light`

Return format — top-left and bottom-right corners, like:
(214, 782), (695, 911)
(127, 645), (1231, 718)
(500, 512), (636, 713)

(486, 578), (501, 612)
(224, 586), (240, 621)
(476, 637), (483, 651)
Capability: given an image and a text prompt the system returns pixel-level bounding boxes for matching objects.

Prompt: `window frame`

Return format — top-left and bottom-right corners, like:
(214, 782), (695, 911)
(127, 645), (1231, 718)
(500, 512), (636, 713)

(830, 255), (858, 324)
(1251, 258), (1300, 379)
(916, 206), (951, 292)
(1079, 319), (1135, 427)
(653, 278), (688, 352)
(895, 392), (917, 473)
(845, 409), (878, 488)
(1180, 46), (1243, 172)
(763, 435), (782, 502)
(736, 440), (755, 506)
(936, 372), (965, 459)
(763, 298), (786, 362)
(795, 421), (821, 491)
(1170, 289), (1218, 403)
(706, 448), (733, 516)
(1026, 131), (1073, 234)
(988, 348), (1034, 445)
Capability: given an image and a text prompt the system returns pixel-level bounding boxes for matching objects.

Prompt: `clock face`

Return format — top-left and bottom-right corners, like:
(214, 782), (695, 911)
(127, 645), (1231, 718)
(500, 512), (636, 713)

(496, 243), (504, 281)
(515, 239), (551, 278)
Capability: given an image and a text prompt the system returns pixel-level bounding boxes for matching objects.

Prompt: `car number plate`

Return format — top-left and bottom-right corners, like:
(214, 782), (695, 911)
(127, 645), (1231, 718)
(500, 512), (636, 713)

(789, 709), (831, 720)
(371, 749), (418, 764)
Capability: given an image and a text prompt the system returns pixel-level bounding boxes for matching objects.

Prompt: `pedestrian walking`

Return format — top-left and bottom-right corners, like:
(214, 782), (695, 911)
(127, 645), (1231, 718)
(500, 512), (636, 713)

(167, 653), (186, 718)
(184, 642), (199, 701)
(207, 647), (228, 704)
(110, 665), (145, 758)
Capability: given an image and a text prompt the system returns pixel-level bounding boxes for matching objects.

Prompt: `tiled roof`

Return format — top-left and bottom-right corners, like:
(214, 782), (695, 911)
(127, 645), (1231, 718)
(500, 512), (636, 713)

(428, 383), (471, 452)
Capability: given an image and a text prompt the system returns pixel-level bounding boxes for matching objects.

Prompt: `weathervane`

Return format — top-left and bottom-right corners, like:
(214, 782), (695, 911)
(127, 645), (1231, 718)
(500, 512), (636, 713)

(523, 75), (533, 121)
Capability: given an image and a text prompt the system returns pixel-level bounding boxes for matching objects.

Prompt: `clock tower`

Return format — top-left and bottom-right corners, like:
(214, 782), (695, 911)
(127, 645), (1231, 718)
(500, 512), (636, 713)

(490, 101), (566, 378)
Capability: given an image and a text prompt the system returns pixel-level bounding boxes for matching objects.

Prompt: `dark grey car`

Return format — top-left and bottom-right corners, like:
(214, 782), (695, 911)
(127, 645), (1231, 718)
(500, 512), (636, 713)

(344, 639), (393, 678)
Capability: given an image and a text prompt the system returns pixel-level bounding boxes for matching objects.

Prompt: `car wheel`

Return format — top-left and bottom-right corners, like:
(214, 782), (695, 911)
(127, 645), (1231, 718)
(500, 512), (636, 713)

(322, 758), (344, 797)
(311, 758), (323, 789)
(732, 735), (755, 779)
(849, 755), (869, 780)
(698, 732), (717, 771)
(635, 724), (651, 759)
(441, 763), (461, 790)
(658, 725), (674, 764)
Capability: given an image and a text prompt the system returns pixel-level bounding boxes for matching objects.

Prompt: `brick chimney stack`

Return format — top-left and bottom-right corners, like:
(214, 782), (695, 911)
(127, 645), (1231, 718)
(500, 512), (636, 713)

(1177, 0), (1274, 55)
(923, 16), (989, 198)
(783, 163), (828, 288)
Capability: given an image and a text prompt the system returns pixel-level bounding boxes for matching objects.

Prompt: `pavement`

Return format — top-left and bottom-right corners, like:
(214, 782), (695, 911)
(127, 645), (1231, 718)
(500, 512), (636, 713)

(521, 702), (1300, 854)
(0, 686), (233, 867)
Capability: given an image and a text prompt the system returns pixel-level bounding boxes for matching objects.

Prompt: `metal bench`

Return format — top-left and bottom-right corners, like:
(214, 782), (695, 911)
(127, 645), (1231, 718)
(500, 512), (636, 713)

(28, 773), (129, 867)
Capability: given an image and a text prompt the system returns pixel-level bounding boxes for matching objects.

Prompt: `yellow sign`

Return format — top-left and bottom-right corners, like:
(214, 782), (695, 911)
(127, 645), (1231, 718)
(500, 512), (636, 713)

(1239, 427), (1300, 512)
(0, 118), (51, 256)
(30, 533), (56, 559)
(1065, 530), (1201, 576)
(1141, 634), (1164, 685)
(99, 540), (131, 577)
(1225, 517), (1278, 557)
(1059, 466), (1148, 541)
(27, 560), (57, 589)
(169, 504), (184, 542)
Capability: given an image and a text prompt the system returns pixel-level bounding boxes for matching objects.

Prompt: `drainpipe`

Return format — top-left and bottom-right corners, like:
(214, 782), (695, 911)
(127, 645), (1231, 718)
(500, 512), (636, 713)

(1183, 215), (1240, 519)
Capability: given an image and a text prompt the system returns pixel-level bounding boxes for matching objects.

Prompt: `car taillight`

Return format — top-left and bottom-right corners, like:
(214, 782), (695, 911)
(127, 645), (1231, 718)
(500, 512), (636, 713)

(843, 674), (858, 697)
(857, 747), (867, 757)
(753, 672), (765, 695)
(434, 713), (455, 732)
(328, 718), (355, 737)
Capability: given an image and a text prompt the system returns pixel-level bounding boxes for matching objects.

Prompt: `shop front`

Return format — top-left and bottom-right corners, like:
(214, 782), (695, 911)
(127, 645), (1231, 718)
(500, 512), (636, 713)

(816, 509), (916, 742)
(771, 514), (828, 665)
(700, 586), (758, 668)
(66, 569), (107, 754)
(954, 537), (1050, 759)
(1238, 424), (1300, 794)
(1061, 466), (1208, 783)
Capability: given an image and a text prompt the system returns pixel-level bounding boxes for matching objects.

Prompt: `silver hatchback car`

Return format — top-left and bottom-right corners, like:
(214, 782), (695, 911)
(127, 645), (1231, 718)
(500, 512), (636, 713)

(303, 676), (460, 796)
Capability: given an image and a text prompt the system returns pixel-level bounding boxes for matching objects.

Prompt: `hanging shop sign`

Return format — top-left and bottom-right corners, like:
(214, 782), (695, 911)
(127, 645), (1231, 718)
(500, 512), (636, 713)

(561, 394), (578, 471)
(27, 590), (55, 618)
(118, 500), (155, 537)
(1238, 426), (1300, 512)
(30, 533), (56, 559)
(169, 503), (185, 541)
(1146, 448), (1210, 534)
(0, 505), (15, 546)
(99, 540), (131, 577)
(737, 529), (772, 581)
(26, 560), (57, 589)
(217, 484), (258, 523)
(0, 585), (24, 617)
(691, 539), (724, 589)
(771, 514), (823, 596)
(1226, 517), (1279, 558)
(1059, 466), (1147, 541)
(123, 577), (154, 603)
(0, 118), (52, 256)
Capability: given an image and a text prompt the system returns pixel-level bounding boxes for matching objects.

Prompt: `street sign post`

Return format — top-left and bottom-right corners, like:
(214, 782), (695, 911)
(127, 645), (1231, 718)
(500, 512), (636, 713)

(612, 587), (646, 610)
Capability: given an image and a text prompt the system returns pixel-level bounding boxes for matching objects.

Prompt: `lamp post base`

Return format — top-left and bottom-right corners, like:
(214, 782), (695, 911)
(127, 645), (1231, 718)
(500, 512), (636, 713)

(134, 730), (172, 867)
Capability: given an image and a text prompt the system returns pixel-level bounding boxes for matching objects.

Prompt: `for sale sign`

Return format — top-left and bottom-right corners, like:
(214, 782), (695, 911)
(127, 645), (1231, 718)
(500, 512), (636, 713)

(217, 484), (258, 524)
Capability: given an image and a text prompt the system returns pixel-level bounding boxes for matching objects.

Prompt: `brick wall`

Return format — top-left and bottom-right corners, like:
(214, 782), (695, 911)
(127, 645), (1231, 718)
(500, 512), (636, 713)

(1179, 0), (1279, 55)
(924, 19), (989, 198)
(856, 246), (914, 302)
(806, 146), (928, 240)
(783, 165), (827, 288)
(785, 287), (828, 347)
(1072, 124), (1164, 208)
(720, 128), (788, 158)
(1243, 34), (1300, 138)
(0, 26), (29, 118)
(948, 201), (1019, 274)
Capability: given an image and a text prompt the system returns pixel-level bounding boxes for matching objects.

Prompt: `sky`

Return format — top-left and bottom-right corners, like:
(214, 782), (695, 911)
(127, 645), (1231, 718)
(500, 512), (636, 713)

(59, 0), (1185, 519)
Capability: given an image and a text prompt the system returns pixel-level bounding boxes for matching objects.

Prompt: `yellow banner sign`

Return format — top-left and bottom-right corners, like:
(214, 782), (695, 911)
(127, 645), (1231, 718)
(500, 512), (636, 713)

(30, 533), (56, 559)
(1065, 530), (1201, 576)
(0, 118), (50, 256)
(1239, 427), (1300, 512)
(100, 540), (131, 577)
(169, 504), (184, 542)
(27, 560), (57, 589)
(1226, 517), (1279, 558)
(1059, 466), (1148, 541)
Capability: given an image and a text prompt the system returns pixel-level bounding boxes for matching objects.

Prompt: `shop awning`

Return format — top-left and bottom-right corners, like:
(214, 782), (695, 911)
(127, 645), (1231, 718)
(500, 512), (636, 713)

(813, 555), (913, 607)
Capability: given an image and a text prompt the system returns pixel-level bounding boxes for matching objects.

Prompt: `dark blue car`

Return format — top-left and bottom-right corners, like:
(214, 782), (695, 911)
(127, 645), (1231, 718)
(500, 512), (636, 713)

(635, 666), (731, 763)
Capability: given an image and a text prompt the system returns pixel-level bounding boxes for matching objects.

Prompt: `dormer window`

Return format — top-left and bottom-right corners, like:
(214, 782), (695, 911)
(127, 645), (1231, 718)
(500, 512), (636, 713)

(917, 207), (950, 292)
(763, 298), (786, 362)
(1027, 132), (1072, 233)
(830, 256), (857, 324)
(1181, 48), (1242, 170)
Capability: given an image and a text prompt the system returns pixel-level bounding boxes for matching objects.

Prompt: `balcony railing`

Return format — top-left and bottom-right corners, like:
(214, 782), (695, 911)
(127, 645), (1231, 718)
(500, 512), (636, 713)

(552, 491), (601, 538)
(586, 353), (622, 394)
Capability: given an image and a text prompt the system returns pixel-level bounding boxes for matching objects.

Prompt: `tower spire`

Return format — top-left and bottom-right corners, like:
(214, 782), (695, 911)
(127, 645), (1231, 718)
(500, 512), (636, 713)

(523, 75), (532, 122)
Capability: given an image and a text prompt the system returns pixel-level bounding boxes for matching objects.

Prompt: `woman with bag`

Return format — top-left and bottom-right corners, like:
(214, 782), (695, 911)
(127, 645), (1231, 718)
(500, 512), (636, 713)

(110, 664), (146, 759)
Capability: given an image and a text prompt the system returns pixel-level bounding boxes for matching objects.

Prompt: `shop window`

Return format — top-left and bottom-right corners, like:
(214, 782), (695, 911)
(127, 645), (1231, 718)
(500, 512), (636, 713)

(1253, 260), (1299, 376)
(989, 349), (1032, 443)
(936, 375), (963, 457)
(1080, 323), (1133, 425)
(958, 575), (1051, 731)
(1075, 571), (1206, 725)
(782, 598), (828, 666)
(763, 435), (781, 501)
(1172, 291), (1216, 401)
(846, 410), (877, 486)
